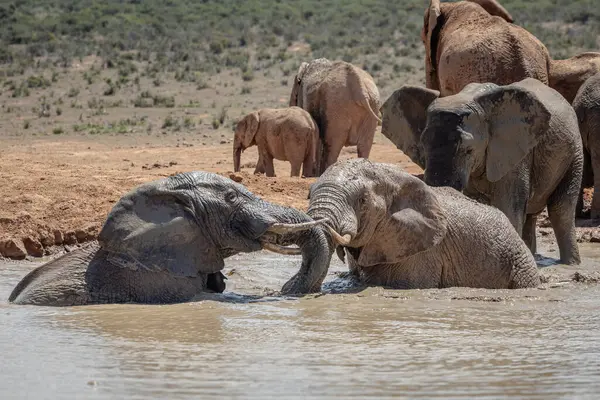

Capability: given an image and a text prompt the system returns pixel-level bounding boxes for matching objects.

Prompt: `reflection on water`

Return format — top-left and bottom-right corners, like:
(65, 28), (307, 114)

(1, 246), (600, 399)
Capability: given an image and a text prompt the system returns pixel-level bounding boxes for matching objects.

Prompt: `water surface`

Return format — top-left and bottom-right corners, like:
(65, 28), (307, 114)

(1, 245), (599, 399)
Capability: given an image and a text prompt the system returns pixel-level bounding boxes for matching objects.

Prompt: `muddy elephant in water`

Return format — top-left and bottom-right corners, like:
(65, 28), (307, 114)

(233, 107), (319, 177)
(381, 78), (582, 265)
(422, 0), (550, 96)
(280, 159), (540, 294)
(9, 172), (325, 306)
(289, 58), (381, 175)
(573, 72), (600, 219)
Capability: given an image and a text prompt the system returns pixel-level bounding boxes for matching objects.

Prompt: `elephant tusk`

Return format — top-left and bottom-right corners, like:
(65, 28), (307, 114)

(261, 242), (302, 255)
(326, 225), (352, 246)
(266, 218), (329, 235)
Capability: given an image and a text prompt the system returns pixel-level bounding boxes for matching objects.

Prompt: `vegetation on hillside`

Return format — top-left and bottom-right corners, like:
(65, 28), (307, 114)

(0, 0), (597, 71)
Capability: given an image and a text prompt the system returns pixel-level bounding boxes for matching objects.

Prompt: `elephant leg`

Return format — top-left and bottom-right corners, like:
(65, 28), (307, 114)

(263, 153), (276, 177)
(490, 171), (529, 237)
(254, 154), (265, 175)
(302, 149), (316, 177)
(522, 214), (537, 255)
(577, 148), (592, 218)
(290, 161), (302, 177)
(590, 147), (600, 219)
(356, 117), (377, 159)
(320, 138), (345, 175)
(547, 167), (581, 265)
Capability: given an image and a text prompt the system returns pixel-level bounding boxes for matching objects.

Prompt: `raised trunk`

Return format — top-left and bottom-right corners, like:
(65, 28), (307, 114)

(233, 145), (242, 172)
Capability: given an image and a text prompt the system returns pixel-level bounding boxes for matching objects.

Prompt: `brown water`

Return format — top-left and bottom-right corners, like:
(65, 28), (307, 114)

(1, 245), (600, 399)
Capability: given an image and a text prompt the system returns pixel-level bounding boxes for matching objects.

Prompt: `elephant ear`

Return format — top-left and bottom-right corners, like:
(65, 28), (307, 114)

(474, 85), (551, 183)
(241, 112), (259, 148)
(381, 86), (439, 169)
(290, 62), (309, 106)
(357, 169), (448, 266)
(424, 0), (442, 63)
(467, 0), (514, 22)
(98, 174), (223, 277)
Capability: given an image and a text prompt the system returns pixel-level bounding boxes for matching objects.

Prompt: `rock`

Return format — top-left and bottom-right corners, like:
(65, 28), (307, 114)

(23, 237), (44, 257)
(229, 173), (243, 183)
(75, 229), (89, 242)
(63, 231), (77, 245)
(590, 231), (600, 243)
(0, 239), (27, 259)
(54, 230), (64, 245)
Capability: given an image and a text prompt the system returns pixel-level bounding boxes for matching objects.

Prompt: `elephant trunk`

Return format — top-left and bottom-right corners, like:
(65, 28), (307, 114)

(233, 144), (242, 172)
(281, 187), (357, 294)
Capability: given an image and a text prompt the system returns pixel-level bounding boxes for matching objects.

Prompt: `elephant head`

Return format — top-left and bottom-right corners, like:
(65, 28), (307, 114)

(99, 171), (326, 282)
(233, 111), (260, 172)
(422, 0), (514, 91)
(289, 62), (309, 107)
(383, 79), (551, 191)
(282, 159), (447, 294)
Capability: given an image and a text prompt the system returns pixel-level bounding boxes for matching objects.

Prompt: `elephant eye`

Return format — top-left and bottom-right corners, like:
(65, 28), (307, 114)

(225, 190), (238, 204)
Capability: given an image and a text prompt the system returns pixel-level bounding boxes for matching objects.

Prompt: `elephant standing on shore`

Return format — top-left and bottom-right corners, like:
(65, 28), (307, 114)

(279, 159), (540, 294)
(381, 78), (582, 265)
(233, 107), (319, 178)
(422, 0), (550, 96)
(422, 0), (600, 103)
(9, 172), (325, 306)
(573, 72), (600, 219)
(289, 58), (381, 175)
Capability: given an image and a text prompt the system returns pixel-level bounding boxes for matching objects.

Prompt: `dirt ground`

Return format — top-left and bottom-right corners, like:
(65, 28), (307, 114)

(0, 56), (598, 259)
(0, 129), (421, 259)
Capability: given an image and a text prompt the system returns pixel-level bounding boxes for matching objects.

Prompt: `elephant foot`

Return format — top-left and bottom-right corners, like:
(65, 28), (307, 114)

(206, 271), (227, 293)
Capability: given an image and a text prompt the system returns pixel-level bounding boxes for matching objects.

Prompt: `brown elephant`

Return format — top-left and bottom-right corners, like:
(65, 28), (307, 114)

(289, 58), (381, 175)
(233, 107), (319, 178)
(422, 0), (550, 96)
(573, 72), (600, 219)
(550, 52), (600, 104)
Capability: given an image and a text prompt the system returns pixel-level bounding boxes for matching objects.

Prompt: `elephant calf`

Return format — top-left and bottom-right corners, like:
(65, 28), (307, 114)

(281, 159), (540, 294)
(233, 107), (319, 177)
(573, 72), (600, 219)
(9, 171), (325, 306)
(381, 78), (583, 265)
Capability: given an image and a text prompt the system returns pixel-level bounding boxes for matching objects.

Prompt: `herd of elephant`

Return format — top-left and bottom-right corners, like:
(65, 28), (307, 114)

(8, 0), (600, 306)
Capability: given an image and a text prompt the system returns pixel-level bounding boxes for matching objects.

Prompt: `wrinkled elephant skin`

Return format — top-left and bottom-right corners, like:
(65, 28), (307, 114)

(9, 171), (324, 306)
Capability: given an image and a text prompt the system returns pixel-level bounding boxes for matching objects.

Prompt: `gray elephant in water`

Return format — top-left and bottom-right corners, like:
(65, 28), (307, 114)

(280, 159), (540, 295)
(381, 78), (582, 265)
(9, 171), (324, 306)
(573, 72), (600, 219)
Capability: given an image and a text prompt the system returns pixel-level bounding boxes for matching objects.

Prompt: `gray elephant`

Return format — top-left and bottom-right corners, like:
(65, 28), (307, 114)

(280, 159), (540, 295)
(289, 58), (381, 175)
(9, 171), (325, 306)
(573, 72), (600, 219)
(380, 78), (583, 265)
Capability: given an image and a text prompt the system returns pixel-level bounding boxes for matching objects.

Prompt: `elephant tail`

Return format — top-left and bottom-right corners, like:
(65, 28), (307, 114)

(348, 65), (382, 124)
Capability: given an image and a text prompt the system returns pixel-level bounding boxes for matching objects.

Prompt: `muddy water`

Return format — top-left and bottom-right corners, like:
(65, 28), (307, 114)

(1, 245), (600, 399)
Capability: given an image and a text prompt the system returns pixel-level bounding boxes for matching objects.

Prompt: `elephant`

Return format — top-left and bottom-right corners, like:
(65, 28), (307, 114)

(8, 171), (326, 306)
(550, 52), (600, 104)
(289, 58), (382, 175)
(232, 107), (319, 178)
(422, 0), (550, 96)
(279, 159), (541, 295)
(380, 78), (583, 265)
(573, 72), (600, 219)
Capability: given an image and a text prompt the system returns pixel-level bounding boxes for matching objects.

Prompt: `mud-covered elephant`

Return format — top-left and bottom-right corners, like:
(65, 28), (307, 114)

(279, 159), (540, 294)
(289, 58), (381, 175)
(422, 0), (550, 96)
(573, 72), (600, 218)
(381, 78), (582, 265)
(9, 171), (326, 306)
(550, 52), (600, 104)
(233, 107), (319, 178)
